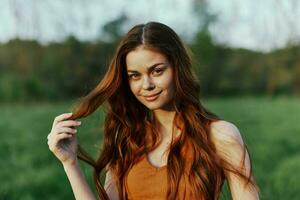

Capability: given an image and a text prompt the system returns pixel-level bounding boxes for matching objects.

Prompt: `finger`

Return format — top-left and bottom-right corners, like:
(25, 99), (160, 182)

(48, 126), (76, 141)
(50, 133), (73, 150)
(56, 133), (73, 142)
(56, 120), (81, 128)
(55, 127), (77, 135)
(53, 113), (73, 125)
(47, 132), (56, 140)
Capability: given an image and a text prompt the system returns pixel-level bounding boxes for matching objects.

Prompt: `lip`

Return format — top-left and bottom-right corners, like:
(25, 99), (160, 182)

(143, 91), (162, 101)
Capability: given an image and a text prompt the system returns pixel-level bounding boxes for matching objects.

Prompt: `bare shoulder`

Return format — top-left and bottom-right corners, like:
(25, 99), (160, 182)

(210, 120), (244, 146)
(210, 120), (247, 174)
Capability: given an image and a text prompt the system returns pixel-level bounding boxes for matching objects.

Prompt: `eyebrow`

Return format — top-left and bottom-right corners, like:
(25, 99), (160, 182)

(127, 62), (167, 73)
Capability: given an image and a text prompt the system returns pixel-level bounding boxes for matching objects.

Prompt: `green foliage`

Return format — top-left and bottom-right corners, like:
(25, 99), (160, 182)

(1, 28), (300, 102)
(190, 30), (300, 96)
(0, 101), (105, 199)
(0, 37), (116, 102)
(102, 14), (128, 41)
(271, 155), (300, 199)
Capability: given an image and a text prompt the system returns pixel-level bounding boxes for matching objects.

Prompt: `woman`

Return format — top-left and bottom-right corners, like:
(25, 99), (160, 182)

(47, 21), (259, 200)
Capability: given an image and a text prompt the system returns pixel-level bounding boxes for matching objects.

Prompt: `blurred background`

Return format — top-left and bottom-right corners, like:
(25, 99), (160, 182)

(0, 0), (299, 199)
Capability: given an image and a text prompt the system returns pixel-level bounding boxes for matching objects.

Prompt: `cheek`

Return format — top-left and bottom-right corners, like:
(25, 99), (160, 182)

(129, 82), (140, 96)
(155, 76), (174, 90)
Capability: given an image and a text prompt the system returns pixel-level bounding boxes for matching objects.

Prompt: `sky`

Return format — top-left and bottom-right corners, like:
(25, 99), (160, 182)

(208, 0), (300, 51)
(0, 0), (299, 52)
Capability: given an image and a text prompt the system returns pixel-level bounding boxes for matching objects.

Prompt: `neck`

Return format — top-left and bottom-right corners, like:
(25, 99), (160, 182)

(152, 108), (176, 138)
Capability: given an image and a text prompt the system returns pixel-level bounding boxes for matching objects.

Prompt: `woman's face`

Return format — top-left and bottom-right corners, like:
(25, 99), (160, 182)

(126, 46), (175, 111)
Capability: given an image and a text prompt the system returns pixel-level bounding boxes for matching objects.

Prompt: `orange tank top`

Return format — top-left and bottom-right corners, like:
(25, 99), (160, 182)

(125, 145), (195, 199)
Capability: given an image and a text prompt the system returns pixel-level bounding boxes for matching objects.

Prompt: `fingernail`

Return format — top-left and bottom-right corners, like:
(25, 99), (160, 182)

(77, 121), (81, 125)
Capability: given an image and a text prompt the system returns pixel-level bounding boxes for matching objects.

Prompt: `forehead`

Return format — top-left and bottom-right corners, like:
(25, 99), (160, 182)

(126, 46), (168, 71)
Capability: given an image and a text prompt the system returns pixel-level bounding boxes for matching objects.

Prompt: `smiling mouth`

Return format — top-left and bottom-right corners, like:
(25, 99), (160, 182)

(143, 91), (162, 101)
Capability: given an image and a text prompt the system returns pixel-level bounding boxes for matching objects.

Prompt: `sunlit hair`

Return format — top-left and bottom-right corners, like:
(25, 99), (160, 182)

(69, 21), (258, 200)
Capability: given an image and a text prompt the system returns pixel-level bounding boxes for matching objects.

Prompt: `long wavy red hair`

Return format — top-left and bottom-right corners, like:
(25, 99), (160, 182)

(69, 21), (257, 200)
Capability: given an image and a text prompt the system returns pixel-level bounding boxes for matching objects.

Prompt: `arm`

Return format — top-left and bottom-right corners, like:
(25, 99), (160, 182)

(210, 120), (260, 200)
(47, 113), (97, 200)
(104, 168), (120, 200)
(63, 161), (97, 200)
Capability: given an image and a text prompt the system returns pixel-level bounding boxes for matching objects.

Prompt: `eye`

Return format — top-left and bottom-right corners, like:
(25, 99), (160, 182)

(128, 73), (140, 80)
(152, 68), (164, 76)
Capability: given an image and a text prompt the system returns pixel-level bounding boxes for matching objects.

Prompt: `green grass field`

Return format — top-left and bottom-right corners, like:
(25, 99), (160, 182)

(0, 96), (299, 200)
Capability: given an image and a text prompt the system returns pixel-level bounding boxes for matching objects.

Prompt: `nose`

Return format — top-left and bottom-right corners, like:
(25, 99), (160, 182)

(142, 75), (155, 90)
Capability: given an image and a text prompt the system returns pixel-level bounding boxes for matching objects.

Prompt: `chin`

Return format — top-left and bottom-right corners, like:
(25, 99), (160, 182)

(143, 103), (163, 110)
(142, 99), (173, 111)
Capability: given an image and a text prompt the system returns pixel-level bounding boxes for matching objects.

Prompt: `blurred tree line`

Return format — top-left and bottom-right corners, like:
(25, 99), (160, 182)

(0, 18), (299, 102)
(191, 29), (300, 97)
